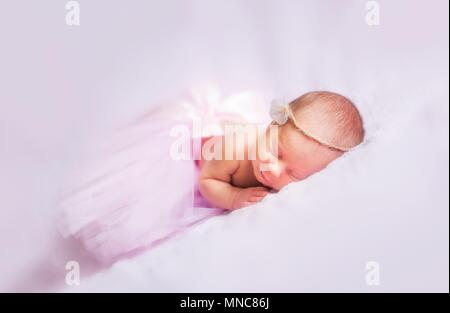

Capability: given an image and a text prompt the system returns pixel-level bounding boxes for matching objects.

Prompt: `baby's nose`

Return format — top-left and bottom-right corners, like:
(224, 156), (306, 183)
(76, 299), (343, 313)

(266, 161), (283, 178)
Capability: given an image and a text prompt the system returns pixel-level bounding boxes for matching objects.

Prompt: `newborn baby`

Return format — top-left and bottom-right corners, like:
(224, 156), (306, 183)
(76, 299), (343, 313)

(59, 89), (365, 262)
(199, 91), (365, 210)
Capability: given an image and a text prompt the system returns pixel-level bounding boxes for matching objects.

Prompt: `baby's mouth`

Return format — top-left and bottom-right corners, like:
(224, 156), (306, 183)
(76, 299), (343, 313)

(259, 170), (272, 187)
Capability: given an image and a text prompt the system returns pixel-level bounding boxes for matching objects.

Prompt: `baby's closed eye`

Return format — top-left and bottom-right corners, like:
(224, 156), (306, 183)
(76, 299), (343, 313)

(268, 145), (282, 160)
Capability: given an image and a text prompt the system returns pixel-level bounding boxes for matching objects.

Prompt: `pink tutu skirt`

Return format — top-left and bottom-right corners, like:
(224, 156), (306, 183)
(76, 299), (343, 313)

(58, 92), (269, 263)
(58, 117), (225, 263)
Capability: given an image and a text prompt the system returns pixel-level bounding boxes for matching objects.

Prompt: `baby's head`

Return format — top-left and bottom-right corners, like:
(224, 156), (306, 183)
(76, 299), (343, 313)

(253, 91), (364, 190)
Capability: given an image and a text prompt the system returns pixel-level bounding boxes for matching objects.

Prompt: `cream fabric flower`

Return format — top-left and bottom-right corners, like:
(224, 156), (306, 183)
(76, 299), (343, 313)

(269, 98), (290, 125)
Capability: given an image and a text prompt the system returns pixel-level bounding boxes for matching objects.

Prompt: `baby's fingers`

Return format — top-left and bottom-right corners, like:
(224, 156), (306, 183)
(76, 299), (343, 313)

(249, 195), (267, 202)
(252, 186), (270, 192)
(252, 189), (270, 196)
(250, 186), (269, 194)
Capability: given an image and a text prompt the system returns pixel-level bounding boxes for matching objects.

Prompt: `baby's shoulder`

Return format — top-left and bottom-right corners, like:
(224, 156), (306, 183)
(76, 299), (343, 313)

(199, 156), (240, 181)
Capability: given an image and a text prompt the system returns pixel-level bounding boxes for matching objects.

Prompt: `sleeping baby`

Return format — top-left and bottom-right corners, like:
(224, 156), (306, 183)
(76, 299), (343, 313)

(198, 91), (365, 210)
(59, 90), (364, 262)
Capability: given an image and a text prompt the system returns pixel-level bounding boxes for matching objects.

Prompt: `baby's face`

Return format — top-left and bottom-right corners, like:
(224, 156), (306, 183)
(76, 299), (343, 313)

(252, 122), (343, 191)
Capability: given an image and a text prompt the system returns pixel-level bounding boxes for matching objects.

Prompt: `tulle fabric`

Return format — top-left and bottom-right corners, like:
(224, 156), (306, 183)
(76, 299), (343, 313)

(58, 91), (269, 263)
(59, 117), (226, 262)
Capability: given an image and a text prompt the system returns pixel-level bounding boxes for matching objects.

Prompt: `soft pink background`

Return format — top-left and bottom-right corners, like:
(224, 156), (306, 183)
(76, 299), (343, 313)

(0, 0), (448, 292)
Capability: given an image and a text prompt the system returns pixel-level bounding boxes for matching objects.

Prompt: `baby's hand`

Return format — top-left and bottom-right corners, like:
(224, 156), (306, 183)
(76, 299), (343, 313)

(232, 186), (270, 210)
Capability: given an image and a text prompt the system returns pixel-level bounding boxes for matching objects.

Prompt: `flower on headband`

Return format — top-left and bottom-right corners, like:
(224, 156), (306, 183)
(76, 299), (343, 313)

(270, 98), (290, 125)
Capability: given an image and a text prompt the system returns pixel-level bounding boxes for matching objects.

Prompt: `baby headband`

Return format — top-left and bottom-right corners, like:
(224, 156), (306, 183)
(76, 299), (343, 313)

(269, 98), (352, 152)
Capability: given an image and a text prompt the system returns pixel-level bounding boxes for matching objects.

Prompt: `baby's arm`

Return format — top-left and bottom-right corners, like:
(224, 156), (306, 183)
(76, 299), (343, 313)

(199, 159), (269, 210)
